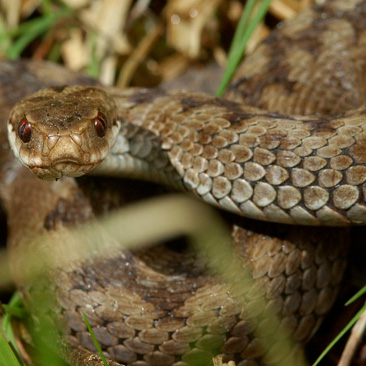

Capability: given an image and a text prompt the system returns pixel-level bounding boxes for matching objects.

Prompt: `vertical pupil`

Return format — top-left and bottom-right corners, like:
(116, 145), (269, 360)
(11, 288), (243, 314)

(20, 124), (26, 135)
(95, 113), (107, 137)
(98, 117), (106, 128)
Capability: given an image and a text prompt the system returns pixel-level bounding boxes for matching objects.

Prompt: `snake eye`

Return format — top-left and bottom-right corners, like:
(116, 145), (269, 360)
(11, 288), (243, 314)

(18, 118), (32, 143)
(94, 112), (107, 137)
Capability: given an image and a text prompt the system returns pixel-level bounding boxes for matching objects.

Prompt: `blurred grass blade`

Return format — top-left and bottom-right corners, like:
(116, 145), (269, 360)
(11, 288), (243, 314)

(227, 0), (256, 62)
(216, 0), (272, 96)
(0, 328), (22, 366)
(81, 313), (109, 366)
(0, 16), (12, 54)
(87, 30), (100, 78)
(4, 7), (73, 59)
(312, 302), (366, 366)
(345, 286), (366, 306)
(47, 41), (62, 62)
(40, 0), (54, 15)
(2, 305), (25, 318)
(2, 292), (24, 354)
(2, 292), (25, 320)
(14, 194), (303, 366)
(0, 248), (12, 290)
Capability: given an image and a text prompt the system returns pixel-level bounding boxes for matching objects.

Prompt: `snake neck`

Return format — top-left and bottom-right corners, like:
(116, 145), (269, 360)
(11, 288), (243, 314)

(103, 88), (366, 227)
(91, 125), (185, 191)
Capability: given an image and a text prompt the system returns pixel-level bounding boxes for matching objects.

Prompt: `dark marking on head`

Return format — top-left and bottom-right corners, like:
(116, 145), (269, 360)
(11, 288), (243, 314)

(49, 86), (67, 93)
(0, 60), (97, 109)
(66, 115), (77, 124)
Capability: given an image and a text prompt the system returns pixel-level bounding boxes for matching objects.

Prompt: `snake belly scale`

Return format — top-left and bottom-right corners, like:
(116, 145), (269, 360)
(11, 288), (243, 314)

(2, 0), (366, 365)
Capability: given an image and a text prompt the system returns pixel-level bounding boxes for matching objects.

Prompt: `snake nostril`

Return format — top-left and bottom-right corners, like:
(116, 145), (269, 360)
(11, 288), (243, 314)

(94, 111), (107, 137)
(18, 118), (32, 143)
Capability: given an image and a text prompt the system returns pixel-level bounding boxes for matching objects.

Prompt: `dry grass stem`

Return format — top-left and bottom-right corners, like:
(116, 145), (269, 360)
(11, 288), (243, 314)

(117, 22), (164, 88)
(338, 305), (366, 366)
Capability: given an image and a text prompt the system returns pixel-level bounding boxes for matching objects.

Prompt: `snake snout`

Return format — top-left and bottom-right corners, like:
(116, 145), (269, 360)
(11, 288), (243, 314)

(48, 135), (86, 163)
(41, 134), (103, 179)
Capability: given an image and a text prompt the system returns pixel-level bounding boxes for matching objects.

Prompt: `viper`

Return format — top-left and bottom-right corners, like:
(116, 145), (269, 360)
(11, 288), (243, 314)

(2, 0), (366, 365)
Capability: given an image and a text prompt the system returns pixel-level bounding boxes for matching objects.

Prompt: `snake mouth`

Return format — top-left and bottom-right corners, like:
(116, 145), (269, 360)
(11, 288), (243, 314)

(54, 161), (97, 176)
(54, 160), (88, 169)
(53, 159), (84, 168)
(30, 161), (96, 180)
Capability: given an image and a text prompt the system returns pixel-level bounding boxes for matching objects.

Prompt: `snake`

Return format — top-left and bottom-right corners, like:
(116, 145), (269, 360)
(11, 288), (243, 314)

(2, 0), (366, 365)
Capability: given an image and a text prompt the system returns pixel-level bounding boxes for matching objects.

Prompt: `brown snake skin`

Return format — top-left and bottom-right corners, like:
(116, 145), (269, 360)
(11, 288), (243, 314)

(2, 0), (366, 365)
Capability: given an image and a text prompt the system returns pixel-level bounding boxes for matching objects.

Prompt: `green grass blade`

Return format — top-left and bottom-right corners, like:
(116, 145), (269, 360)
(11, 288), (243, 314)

(81, 313), (110, 366)
(2, 305), (25, 319)
(0, 328), (22, 366)
(226, 0), (256, 62)
(87, 30), (100, 78)
(10, 6), (72, 37)
(2, 292), (26, 321)
(47, 41), (62, 62)
(216, 0), (272, 96)
(4, 7), (72, 59)
(2, 292), (66, 366)
(5, 13), (60, 38)
(312, 302), (366, 366)
(345, 286), (366, 306)
(40, 0), (54, 15)
(0, 16), (12, 54)
(1, 292), (24, 355)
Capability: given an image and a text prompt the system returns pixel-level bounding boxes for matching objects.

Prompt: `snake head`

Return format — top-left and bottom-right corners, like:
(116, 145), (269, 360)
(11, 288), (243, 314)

(8, 86), (121, 180)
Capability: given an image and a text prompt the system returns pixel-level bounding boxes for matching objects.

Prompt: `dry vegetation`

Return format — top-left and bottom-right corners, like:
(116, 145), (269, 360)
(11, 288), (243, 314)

(0, 0), (313, 87)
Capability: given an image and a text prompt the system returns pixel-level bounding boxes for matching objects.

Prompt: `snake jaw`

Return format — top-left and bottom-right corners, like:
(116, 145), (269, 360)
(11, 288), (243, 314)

(30, 162), (97, 180)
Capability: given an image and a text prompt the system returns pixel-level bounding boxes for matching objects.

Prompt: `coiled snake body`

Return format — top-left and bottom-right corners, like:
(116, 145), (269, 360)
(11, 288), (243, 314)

(2, 1), (366, 365)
